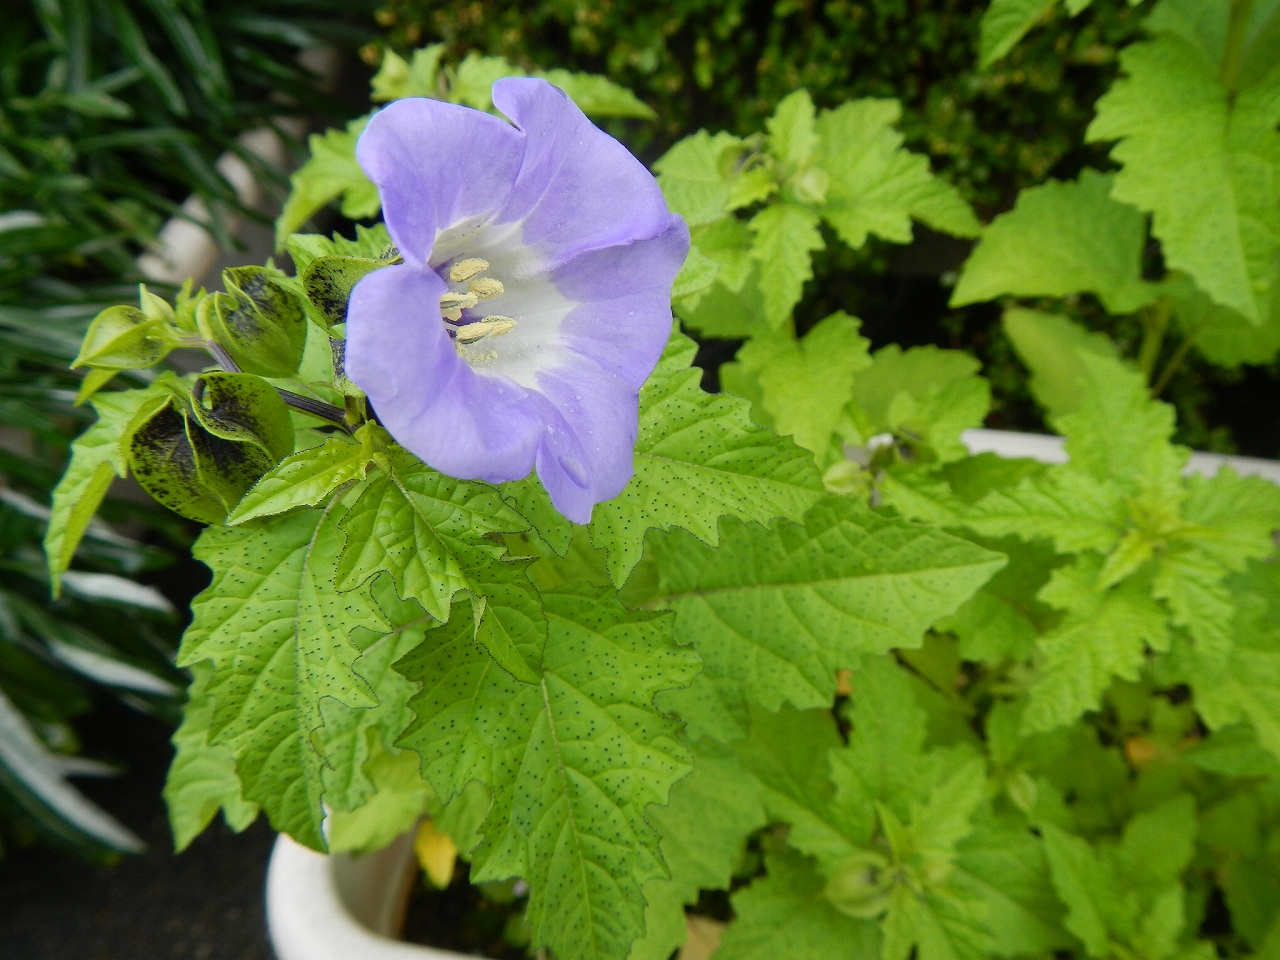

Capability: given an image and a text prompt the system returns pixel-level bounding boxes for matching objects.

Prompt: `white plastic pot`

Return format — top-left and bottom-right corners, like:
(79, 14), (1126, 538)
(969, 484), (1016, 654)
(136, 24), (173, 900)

(267, 830), (467, 960)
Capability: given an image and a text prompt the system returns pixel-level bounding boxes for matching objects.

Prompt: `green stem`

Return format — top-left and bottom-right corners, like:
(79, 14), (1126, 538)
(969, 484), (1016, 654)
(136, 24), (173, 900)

(1150, 333), (1198, 398)
(1223, 0), (1256, 100)
(206, 340), (349, 429)
(1136, 298), (1171, 380)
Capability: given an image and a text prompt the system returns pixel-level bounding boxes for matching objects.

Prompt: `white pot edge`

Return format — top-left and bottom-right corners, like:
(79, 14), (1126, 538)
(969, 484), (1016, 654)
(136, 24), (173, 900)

(962, 428), (1280, 485)
(267, 830), (471, 960)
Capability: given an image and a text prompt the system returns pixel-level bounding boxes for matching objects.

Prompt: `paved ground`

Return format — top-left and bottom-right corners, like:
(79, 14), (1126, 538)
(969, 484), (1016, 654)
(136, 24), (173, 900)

(0, 702), (276, 960)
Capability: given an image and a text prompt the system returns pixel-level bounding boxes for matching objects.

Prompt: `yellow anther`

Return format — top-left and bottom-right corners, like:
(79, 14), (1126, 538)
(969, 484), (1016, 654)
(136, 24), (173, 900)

(453, 315), (516, 343)
(467, 277), (504, 300)
(440, 290), (480, 309)
(448, 258), (490, 283)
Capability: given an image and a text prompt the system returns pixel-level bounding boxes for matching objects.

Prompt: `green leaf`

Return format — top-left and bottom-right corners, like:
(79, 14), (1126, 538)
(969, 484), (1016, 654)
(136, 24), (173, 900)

(315, 585), (432, 814)
(1001, 309), (1120, 418)
(177, 502), (396, 848)
(537, 69), (655, 119)
(978, 0), (1057, 68)
(655, 131), (752, 227)
(589, 327), (825, 585)
(276, 117), (379, 246)
(845, 345), (990, 461)
(815, 99), (979, 249)
(951, 172), (1158, 314)
(1040, 823), (1123, 957)
(676, 218), (770, 338)
(1023, 557), (1170, 734)
(336, 447), (540, 682)
(720, 312), (872, 460)
(72, 304), (171, 371)
(716, 851), (881, 960)
(1052, 352), (1185, 500)
(957, 469), (1127, 554)
(45, 386), (169, 594)
(1087, 31), (1280, 323)
(937, 537), (1059, 663)
(1170, 560), (1280, 762)
(1040, 795), (1196, 960)
(326, 747), (435, 854)
(650, 497), (1004, 720)
(630, 744), (768, 960)
(749, 202), (823, 327)
(768, 90), (819, 175)
(397, 586), (699, 960)
(952, 821), (1071, 956)
(1168, 273), (1280, 368)
(370, 46), (445, 102)
(228, 428), (376, 525)
(164, 662), (259, 852)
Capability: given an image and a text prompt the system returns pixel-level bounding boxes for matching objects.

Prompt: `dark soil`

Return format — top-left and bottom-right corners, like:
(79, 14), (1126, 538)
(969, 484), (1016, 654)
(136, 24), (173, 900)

(400, 864), (531, 959)
(0, 701), (276, 960)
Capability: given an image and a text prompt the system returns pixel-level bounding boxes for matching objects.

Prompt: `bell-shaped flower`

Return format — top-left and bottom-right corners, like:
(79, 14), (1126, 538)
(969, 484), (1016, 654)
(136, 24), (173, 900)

(346, 78), (689, 523)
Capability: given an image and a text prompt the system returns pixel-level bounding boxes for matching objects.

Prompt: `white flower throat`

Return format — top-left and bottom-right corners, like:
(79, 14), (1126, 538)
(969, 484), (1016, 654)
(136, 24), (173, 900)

(439, 258), (517, 346)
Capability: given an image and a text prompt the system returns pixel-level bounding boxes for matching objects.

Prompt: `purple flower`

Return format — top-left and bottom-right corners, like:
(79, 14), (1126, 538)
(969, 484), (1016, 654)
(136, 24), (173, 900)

(346, 78), (689, 524)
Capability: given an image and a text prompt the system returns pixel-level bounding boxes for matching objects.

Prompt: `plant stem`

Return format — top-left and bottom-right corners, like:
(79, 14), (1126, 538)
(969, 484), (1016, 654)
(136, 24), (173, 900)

(1150, 334), (1197, 398)
(278, 389), (350, 429)
(205, 339), (349, 429)
(1223, 0), (1256, 100)
(1136, 298), (1171, 380)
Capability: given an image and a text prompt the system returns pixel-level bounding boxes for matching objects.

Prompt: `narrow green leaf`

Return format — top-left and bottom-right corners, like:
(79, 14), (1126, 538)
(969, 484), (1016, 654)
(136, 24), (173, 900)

(45, 386), (169, 594)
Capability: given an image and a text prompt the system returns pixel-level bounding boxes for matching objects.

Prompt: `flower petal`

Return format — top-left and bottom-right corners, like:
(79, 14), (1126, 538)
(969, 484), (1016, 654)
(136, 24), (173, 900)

(551, 217), (690, 389)
(532, 363), (640, 524)
(347, 266), (544, 482)
(356, 98), (523, 267)
(490, 78), (676, 264)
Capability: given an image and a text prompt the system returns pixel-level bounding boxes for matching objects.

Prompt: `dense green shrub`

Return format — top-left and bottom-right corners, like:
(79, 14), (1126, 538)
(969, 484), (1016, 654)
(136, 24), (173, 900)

(374, 0), (1141, 211)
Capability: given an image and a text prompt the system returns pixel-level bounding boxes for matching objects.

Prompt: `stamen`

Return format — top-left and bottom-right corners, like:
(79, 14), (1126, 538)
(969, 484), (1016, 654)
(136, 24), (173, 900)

(440, 291), (480, 310)
(448, 258), (490, 283)
(467, 277), (504, 300)
(453, 315), (516, 343)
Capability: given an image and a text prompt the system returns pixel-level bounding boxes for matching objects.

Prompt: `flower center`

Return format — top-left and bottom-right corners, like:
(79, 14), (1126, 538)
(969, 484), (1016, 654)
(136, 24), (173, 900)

(439, 257), (516, 348)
